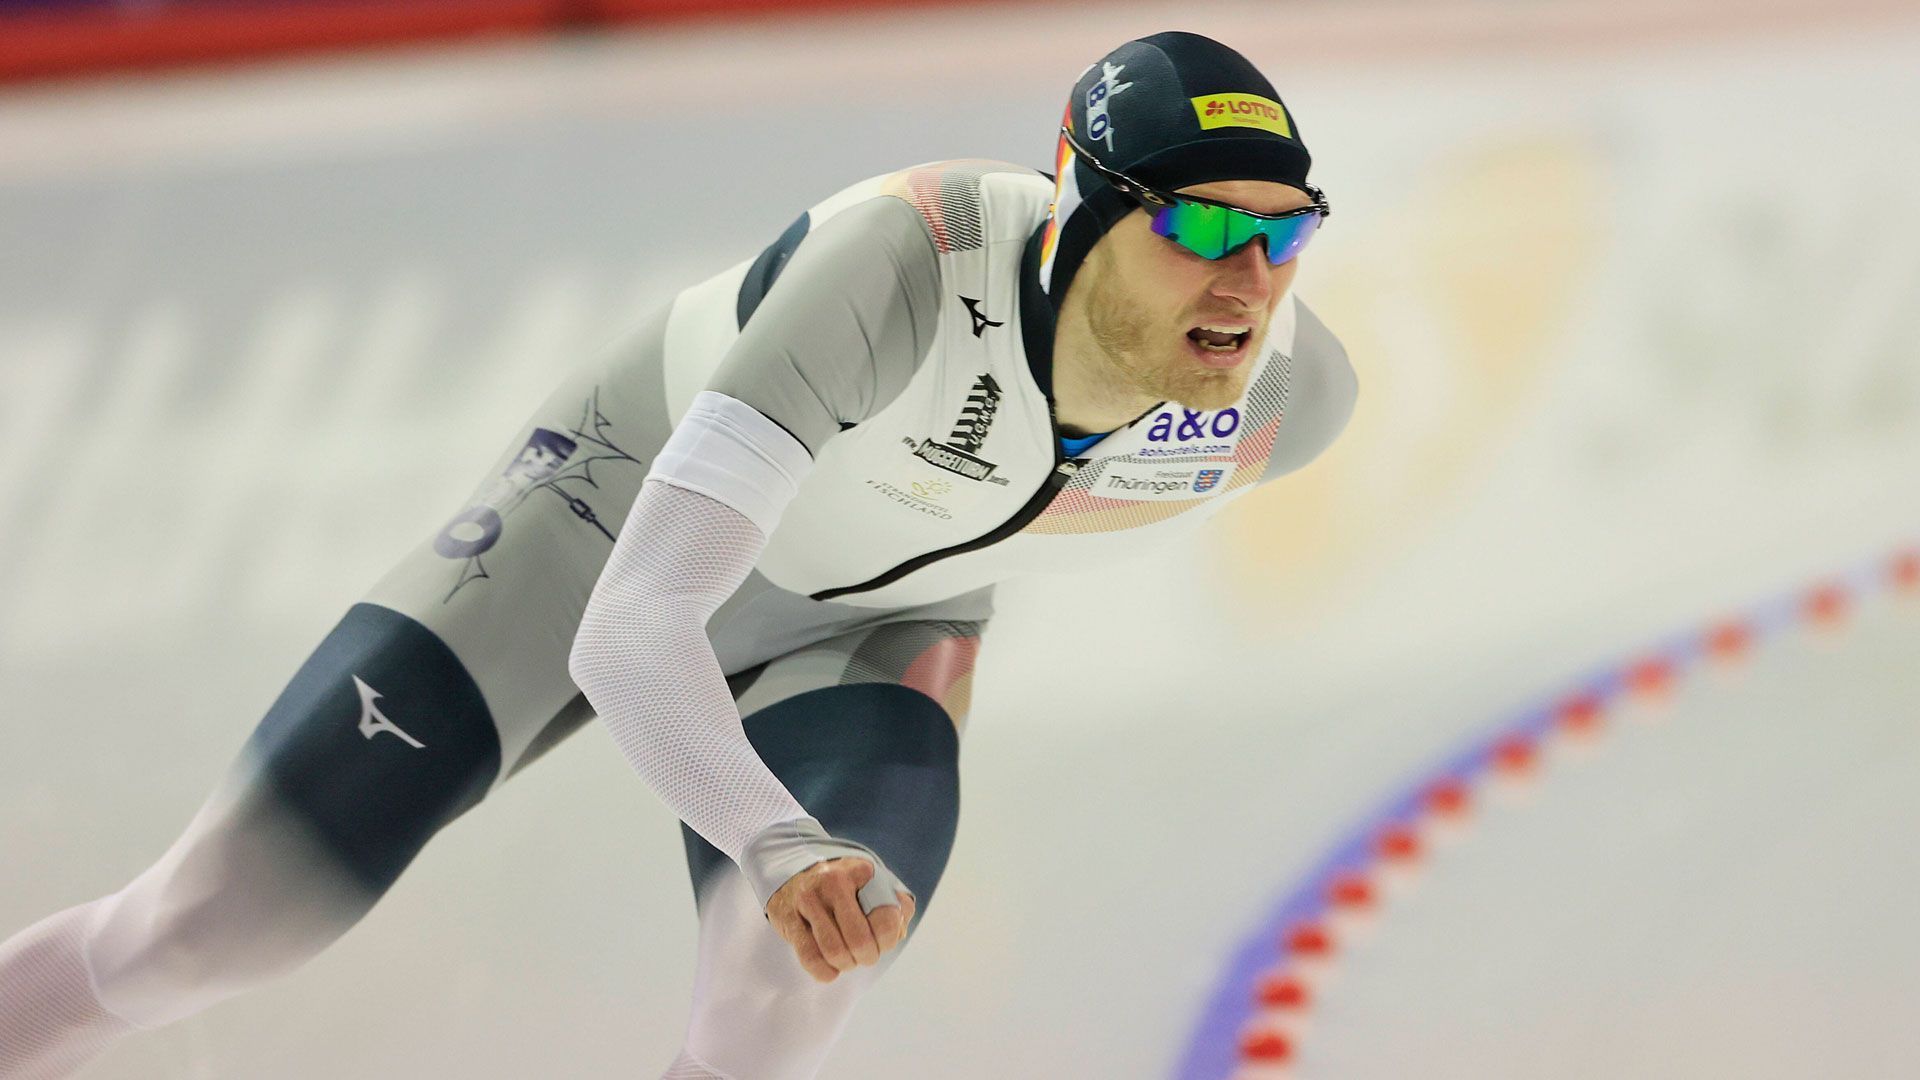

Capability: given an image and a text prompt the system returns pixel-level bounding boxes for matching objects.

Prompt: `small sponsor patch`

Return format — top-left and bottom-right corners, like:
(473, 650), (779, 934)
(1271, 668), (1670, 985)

(904, 373), (1010, 485)
(1191, 93), (1293, 137)
(913, 439), (998, 483)
(1095, 461), (1235, 501)
(866, 479), (954, 519)
(946, 373), (1001, 454)
(432, 426), (577, 561)
(1148, 405), (1242, 444)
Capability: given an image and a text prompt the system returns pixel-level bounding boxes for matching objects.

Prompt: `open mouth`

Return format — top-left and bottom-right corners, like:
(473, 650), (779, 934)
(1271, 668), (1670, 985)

(1185, 323), (1253, 366)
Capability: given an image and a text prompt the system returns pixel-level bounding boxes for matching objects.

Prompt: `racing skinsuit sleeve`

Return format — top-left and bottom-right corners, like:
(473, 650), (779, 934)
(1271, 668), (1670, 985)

(569, 193), (943, 913)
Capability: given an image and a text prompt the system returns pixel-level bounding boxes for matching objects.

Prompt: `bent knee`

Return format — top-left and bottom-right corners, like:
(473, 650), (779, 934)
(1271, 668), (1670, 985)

(241, 602), (502, 893)
(87, 882), (361, 1029)
(85, 784), (383, 1028)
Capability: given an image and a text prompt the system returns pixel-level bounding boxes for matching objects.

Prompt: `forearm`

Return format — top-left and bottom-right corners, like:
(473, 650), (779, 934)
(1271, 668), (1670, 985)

(568, 477), (808, 863)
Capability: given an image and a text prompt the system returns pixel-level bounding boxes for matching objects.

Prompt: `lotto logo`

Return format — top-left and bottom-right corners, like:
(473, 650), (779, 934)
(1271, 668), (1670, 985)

(1190, 93), (1292, 137)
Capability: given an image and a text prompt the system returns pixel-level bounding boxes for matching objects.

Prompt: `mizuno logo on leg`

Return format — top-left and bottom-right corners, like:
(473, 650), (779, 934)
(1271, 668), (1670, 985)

(352, 676), (426, 749)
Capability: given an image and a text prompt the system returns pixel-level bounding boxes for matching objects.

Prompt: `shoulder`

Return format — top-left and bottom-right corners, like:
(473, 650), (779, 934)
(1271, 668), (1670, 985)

(1292, 298), (1356, 403)
(1265, 295), (1358, 474)
(805, 160), (1053, 257)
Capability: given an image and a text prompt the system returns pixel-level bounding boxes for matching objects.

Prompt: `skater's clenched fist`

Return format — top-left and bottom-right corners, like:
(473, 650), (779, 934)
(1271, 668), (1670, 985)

(766, 857), (916, 983)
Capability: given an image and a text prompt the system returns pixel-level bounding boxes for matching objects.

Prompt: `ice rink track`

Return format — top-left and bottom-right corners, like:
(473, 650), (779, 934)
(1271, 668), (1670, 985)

(1185, 550), (1920, 1079)
(2, 1), (1919, 1076)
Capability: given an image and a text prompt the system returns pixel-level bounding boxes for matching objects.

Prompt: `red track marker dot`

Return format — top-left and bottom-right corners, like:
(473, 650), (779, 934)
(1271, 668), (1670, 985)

(1425, 778), (1470, 817)
(1893, 551), (1920, 592)
(1377, 825), (1420, 862)
(1285, 922), (1333, 958)
(1256, 972), (1310, 1010)
(1328, 872), (1374, 909)
(1626, 657), (1674, 697)
(1240, 1028), (1292, 1062)
(1805, 583), (1849, 625)
(1557, 694), (1604, 733)
(1704, 620), (1752, 661)
(1493, 736), (1536, 774)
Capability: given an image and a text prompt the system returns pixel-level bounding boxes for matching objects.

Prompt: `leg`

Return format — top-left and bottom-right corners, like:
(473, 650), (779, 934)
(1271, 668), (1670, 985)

(0, 312), (688, 1078)
(0, 604), (502, 1078)
(1, 326), (666, 1078)
(673, 619), (983, 1080)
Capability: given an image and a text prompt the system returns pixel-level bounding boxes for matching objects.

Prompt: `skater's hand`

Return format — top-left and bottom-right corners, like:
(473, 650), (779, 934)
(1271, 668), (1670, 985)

(766, 857), (916, 983)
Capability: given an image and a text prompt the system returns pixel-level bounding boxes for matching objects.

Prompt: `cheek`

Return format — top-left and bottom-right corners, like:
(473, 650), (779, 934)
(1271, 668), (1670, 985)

(1119, 233), (1209, 303)
(1271, 259), (1303, 302)
(1145, 268), (1216, 332)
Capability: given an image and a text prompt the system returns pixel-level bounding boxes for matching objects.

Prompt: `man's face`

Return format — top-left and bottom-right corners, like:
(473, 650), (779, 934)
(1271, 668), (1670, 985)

(1073, 179), (1315, 412)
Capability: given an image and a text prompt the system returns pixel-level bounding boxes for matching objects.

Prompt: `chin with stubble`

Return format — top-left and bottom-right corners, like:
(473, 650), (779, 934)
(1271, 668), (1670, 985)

(1082, 269), (1257, 413)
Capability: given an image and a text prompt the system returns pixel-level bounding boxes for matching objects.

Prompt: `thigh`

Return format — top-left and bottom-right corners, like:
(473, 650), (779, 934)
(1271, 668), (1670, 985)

(683, 617), (987, 913)
(88, 314), (684, 1026)
(182, 308), (682, 898)
(361, 303), (677, 776)
(231, 602), (503, 896)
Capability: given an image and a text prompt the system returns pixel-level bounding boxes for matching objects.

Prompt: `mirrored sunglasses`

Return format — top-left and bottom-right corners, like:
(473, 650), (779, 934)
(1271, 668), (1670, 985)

(1061, 127), (1330, 266)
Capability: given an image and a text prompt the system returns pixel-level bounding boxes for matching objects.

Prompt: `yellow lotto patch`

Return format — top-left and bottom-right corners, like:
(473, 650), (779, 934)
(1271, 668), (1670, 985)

(1190, 93), (1293, 137)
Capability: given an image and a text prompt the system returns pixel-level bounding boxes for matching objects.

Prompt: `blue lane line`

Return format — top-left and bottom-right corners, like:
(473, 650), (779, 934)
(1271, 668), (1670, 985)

(1172, 553), (1904, 1080)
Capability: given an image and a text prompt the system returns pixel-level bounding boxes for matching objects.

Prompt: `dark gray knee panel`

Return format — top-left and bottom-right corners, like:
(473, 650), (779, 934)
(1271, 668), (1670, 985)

(682, 683), (960, 912)
(242, 602), (501, 894)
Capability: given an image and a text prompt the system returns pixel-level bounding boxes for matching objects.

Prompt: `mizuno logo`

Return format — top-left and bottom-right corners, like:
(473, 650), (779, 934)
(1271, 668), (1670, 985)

(960, 297), (1004, 338)
(352, 676), (426, 749)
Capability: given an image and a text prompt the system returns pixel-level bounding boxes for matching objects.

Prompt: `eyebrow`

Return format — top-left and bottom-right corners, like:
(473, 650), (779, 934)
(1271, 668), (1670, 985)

(1180, 190), (1315, 215)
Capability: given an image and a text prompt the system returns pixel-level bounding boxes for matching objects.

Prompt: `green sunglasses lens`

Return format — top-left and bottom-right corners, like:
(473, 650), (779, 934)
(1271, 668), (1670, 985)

(1152, 199), (1229, 258)
(1149, 198), (1321, 265)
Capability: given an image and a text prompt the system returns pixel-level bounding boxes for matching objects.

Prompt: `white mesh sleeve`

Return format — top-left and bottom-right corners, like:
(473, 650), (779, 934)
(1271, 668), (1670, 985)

(568, 477), (809, 863)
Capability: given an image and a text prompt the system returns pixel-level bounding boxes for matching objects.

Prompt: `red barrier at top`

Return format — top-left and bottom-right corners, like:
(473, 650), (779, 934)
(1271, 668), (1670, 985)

(0, 0), (971, 84)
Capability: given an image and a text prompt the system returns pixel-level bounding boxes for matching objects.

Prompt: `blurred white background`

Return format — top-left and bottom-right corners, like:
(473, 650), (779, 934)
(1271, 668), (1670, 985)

(1, 1), (1917, 1077)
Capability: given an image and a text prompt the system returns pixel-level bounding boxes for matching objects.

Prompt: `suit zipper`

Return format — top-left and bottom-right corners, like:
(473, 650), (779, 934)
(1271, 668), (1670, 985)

(810, 414), (1083, 602)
